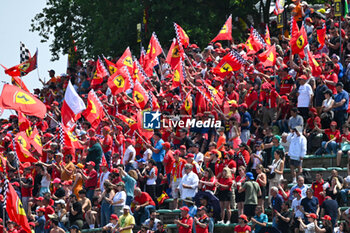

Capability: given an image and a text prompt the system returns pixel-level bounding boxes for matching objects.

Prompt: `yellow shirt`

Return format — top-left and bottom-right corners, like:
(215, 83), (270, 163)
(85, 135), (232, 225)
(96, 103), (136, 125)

(118, 213), (135, 233)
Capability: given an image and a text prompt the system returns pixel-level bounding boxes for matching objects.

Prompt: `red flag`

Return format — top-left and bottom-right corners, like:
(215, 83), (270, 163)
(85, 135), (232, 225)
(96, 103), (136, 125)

(104, 56), (118, 75)
(91, 58), (109, 86)
(291, 16), (300, 37)
(116, 114), (138, 132)
(133, 60), (147, 84)
(144, 33), (163, 73)
(18, 111), (32, 136)
(0, 84), (46, 119)
(133, 80), (149, 109)
(257, 44), (277, 67)
(213, 50), (246, 77)
(6, 182), (31, 233)
(149, 91), (160, 110)
(15, 132), (38, 163)
(62, 125), (84, 150)
(116, 47), (133, 74)
(11, 76), (30, 93)
(29, 127), (42, 155)
(108, 67), (134, 95)
(166, 38), (183, 69)
(247, 27), (266, 52)
(245, 35), (256, 53)
(307, 50), (322, 77)
(171, 60), (185, 89)
(0, 156), (7, 173)
(139, 46), (146, 68)
(211, 15), (232, 43)
(290, 25), (308, 58)
(4, 50), (37, 77)
(265, 25), (271, 45)
(182, 91), (193, 115)
(174, 23), (190, 48)
(82, 89), (106, 128)
(317, 24), (326, 49)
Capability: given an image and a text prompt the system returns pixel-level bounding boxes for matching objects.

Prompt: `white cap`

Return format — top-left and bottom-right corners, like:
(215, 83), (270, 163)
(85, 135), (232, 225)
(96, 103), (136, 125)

(123, 205), (130, 210)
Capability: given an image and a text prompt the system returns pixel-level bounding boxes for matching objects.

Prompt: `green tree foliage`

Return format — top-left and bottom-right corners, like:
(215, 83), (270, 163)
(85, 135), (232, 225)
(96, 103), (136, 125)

(31, 0), (327, 61)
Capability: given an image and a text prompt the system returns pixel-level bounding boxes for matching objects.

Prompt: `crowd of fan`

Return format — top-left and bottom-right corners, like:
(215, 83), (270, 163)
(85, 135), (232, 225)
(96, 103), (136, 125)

(3, 1), (350, 233)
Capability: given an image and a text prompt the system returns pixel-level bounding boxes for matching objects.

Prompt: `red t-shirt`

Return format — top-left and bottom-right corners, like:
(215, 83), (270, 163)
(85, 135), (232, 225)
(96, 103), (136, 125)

(307, 117), (321, 130)
(163, 150), (175, 174)
(195, 214), (209, 233)
(134, 192), (155, 206)
(21, 174), (33, 197)
(102, 135), (113, 153)
(200, 176), (216, 192)
(215, 160), (225, 176)
(278, 189), (290, 202)
(279, 76), (294, 95)
(234, 224), (251, 233)
(218, 177), (233, 191)
(325, 71), (338, 94)
(324, 129), (340, 142)
(245, 88), (258, 110)
(179, 215), (193, 233)
(341, 133), (350, 143)
(85, 169), (98, 189)
(260, 89), (278, 108)
(312, 179), (325, 205)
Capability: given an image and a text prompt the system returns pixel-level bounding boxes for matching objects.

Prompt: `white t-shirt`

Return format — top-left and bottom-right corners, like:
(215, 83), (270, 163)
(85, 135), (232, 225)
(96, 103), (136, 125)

(143, 148), (152, 161)
(297, 84), (313, 107)
(194, 152), (204, 164)
(292, 198), (304, 218)
(146, 167), (157, 185)
(113, 191), (126, 207)
(252, 151), (263, 169)
(123, 145), (136, 165)
(303, 222), (316, 233)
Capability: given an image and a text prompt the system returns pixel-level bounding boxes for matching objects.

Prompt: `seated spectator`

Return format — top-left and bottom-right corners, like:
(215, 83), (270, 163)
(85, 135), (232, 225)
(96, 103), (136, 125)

(234, 215), (251, 233)
(102, 214), (119, 232)
(315, 121), (340, 155)
(251, 206), (267, 233)
(174, 206), (193, 233)
(143, 209), (161, 231)
(301, 188), (319, 222)
(132, 187), (156, 225)
(116, 206), (135, 233)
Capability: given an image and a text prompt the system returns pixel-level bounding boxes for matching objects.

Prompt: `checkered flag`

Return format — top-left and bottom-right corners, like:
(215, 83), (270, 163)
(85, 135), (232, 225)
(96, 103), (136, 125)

(2, 178), (9, 206)
(251, 27), (267, 47)
(20, 42), (31, 76)
(12, 138), (20, 165)
(148, 91), (153, 110)
(59, 123), (65, 146)
(230, 50), (247, 65)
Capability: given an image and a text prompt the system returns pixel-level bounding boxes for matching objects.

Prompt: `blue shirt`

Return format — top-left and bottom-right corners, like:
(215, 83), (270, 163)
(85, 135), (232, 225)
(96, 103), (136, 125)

(253, 213), (268, 233)
(334, 90), (349, 111)
(152, 139), (165, 162)
(122, 174), (136, 197)
(35, 215), (45, 233)
(240, 111), (251, 130)
(338, 62), (344, 79)
(271, 194), (284, 212)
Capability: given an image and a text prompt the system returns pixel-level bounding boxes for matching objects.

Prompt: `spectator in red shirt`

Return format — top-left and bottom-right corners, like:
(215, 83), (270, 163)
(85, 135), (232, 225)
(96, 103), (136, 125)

(312, 172), (325, 206)
(315, 121), (340, 155)
(337, 124), (350, 166)
(194, 206), (210, 233)
(198, 168), (216, 193)
(304, 107), (322, 154)
(234, 214), (251, 233)
(216, 167), (234, 224)
(161, 142), (174, 185)
(174, 206), (193, 233)
(324, 61), (338, 94)
(245, 80), (258, 112)
(101, 126), (113, 167)
(79, 161), (97, 201)
(260, 82), (280, 127)
(20, 162), (33, 214)
(132, 187), (156, 225)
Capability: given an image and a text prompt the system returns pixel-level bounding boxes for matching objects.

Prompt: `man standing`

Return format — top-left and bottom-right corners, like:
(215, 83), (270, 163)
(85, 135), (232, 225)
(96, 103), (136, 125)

(123, 139), (136, 172)
(177, 164), (199, 200)
(297, 75), (313, 121)
(86, 137), (103, 171)
(101, 126), (113, 167)
(79, 161), (97, 201)
(275, 202), (292, 233)
(146, 132), (165, 174)
(117, 206), (135, 233)
(270, 186), (284, 227)
(174, 206), (193, 233)
(239, 103), (251, 144)
(171, 150), (187, 209)
(238, 172), (261, 218)
(20, 163), (33, 214)
(60, 154), (76, 181)
(99, 162), (110, 192)
(287, 126), (307, 183)
(311, 172), (325, 206)
(333, 82), (349, 130)
(300, 188), (320, 222)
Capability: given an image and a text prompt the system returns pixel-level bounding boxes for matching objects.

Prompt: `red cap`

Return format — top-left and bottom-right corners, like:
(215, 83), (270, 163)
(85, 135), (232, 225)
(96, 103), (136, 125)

(180, 206), (189, 212)
(239, 103), (248, 109)
(211, 149), (219, 155)
(190, 44), (199, 49)
(162, 142), (171, 149)
(87, 128), (96, 134)
(298, 75), (308, 80)
(86, 161), (95, 167)
(110, 214), (119, 220)
(180, 145), (186, 150)
(36, 208), (46, 213)
(29, 222), (35, 227)
(185, 153), (195, 158)
(309, 107), (318, 115)
(173, 95), (181, 100)
(90, 136), (98, 142)
(281, 95), (289, 102)
(11, 182), (20, 187)
(174, 150), (181, 156)
(22, 162), (32, 169)
(126, 138), (135, 145)
(305, 17), (313, 23)
(239, 214), (248, 222)
(307, 213), (317, 219)
(35, 197), (44, 201)
(261, 82), (272, 90)
(100, 162), (108, 167)
(195, 79), (203, 85)
(103, 126), (111, 132)
(322, 215), (331, 221)
(52, 178), (61, 184)
(231, 102), (238, 108)
(52, 101), (59, 106)
(43, 133), (53, 138)
(331, 121), (337, 126)
(293, 188), (302, 195)
(116, 125), (123, 131)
